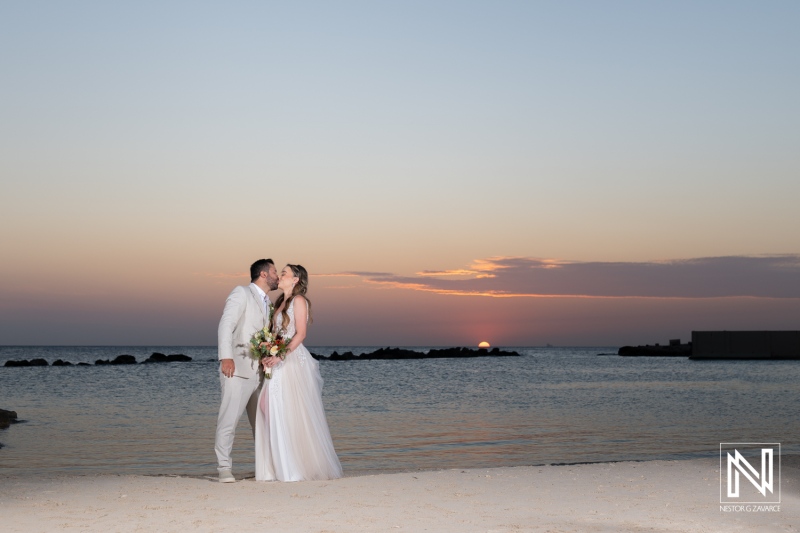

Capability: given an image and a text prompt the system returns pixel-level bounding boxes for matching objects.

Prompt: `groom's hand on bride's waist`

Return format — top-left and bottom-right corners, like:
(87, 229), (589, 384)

(220, 359), (235, 378)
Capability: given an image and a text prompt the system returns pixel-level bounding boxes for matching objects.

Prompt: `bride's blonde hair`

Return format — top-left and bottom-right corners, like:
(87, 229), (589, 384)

(274, 264), (312, 332)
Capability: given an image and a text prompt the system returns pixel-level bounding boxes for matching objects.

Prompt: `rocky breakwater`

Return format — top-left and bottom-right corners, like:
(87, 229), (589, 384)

(4, 353), (193, 367)
(143, 353), (192, 363)
(94, 353), (192, 364)
(3, 359), (48, 367)
(95, 355), (138, 365)
(617, 342), (692, 357)
(314, 346), (521, 361)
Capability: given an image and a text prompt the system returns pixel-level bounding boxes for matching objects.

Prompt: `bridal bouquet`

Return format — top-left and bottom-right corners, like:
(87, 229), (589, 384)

(249, 326), (292, 379)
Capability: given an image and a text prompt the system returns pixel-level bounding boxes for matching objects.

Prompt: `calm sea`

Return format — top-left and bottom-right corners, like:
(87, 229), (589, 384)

(0, 346), (797, 478)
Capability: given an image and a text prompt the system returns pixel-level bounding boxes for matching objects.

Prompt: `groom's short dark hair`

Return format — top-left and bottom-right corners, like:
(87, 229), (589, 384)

(250, 259), (274, 282)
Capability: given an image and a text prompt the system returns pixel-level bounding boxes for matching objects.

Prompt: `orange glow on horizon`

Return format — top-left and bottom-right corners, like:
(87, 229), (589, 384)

(478, 341), (491, 348)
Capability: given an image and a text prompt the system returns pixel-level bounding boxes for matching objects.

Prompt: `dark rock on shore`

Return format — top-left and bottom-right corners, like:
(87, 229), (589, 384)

(0, 409), (19, 429)
(314, 346), (520, 361)
(372, 347), (426, 359)
(325, 351), (354, 361)
(618, 343), (692, 357)
(143, 353), (192, 363)
(3, 359), (48, 367)
(96, 355), (137, 365)
(428, 347), (519, 358)
(77, 362), (91, 366)
(52, 359), (73, 366)
(324, 347), (422, 361)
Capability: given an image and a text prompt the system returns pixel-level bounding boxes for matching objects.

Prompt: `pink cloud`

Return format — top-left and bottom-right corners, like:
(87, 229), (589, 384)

(325, 255), (800, 299)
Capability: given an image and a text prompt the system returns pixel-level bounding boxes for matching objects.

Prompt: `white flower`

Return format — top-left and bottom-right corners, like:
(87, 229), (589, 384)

(270, 345), (279, 356)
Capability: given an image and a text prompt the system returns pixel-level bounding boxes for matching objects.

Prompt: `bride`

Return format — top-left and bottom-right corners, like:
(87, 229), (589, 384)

(255, 264), (343, 481)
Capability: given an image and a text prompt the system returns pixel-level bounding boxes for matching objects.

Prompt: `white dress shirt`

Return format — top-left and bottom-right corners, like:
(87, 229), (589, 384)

(250, 283), (269, 316)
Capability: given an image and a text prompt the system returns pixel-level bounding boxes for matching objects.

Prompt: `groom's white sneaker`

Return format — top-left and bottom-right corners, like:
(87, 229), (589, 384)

(218, 469), (235, 483)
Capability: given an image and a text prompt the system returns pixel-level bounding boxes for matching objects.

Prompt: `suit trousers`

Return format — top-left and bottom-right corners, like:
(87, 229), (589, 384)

(215, 372), (261, 472)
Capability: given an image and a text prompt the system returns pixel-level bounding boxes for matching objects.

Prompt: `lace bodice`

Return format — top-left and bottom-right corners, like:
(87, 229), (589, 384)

(273, 298), (307, 339)
(271, 298), (312, 373)
(273, 299), (292, 338)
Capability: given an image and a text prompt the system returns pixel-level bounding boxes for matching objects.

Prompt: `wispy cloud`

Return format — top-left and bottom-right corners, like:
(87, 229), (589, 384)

(328, 255), (800, 299)
(313, 271), (395, 278)
(197, 272), (248, 279)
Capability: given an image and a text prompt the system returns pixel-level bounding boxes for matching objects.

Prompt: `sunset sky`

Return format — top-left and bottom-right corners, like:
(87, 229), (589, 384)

(2, 1), (799, 346)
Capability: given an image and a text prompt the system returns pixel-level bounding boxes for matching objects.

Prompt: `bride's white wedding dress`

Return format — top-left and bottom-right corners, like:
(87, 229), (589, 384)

(255, 298), (343, 481)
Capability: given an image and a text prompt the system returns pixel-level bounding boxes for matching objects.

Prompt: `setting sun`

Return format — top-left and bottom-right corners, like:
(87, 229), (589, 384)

(478, 341), (491, 349)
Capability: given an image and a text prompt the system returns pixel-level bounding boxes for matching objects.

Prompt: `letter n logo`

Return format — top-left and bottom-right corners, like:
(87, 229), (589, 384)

(720, 443), (780, 504)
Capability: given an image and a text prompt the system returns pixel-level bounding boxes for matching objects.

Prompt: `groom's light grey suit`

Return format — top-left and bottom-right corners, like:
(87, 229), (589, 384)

(215, 283), (269, 473)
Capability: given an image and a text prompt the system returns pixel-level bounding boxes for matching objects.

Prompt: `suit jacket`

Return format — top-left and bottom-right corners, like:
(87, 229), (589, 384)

(218, 284), (269, 379)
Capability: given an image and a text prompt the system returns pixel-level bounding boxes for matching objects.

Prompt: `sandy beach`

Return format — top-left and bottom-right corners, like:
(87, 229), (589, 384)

(2, 457), (797, 532)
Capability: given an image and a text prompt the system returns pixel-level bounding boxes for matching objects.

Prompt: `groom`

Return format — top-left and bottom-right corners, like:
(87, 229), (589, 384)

(215, 258), (279, 483)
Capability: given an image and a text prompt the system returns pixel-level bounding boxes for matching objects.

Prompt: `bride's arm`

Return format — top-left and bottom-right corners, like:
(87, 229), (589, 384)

(286, 296), (307, 352)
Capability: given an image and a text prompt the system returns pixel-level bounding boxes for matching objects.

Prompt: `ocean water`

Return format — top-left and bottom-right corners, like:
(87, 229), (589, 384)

(0, 346), (798, 478)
